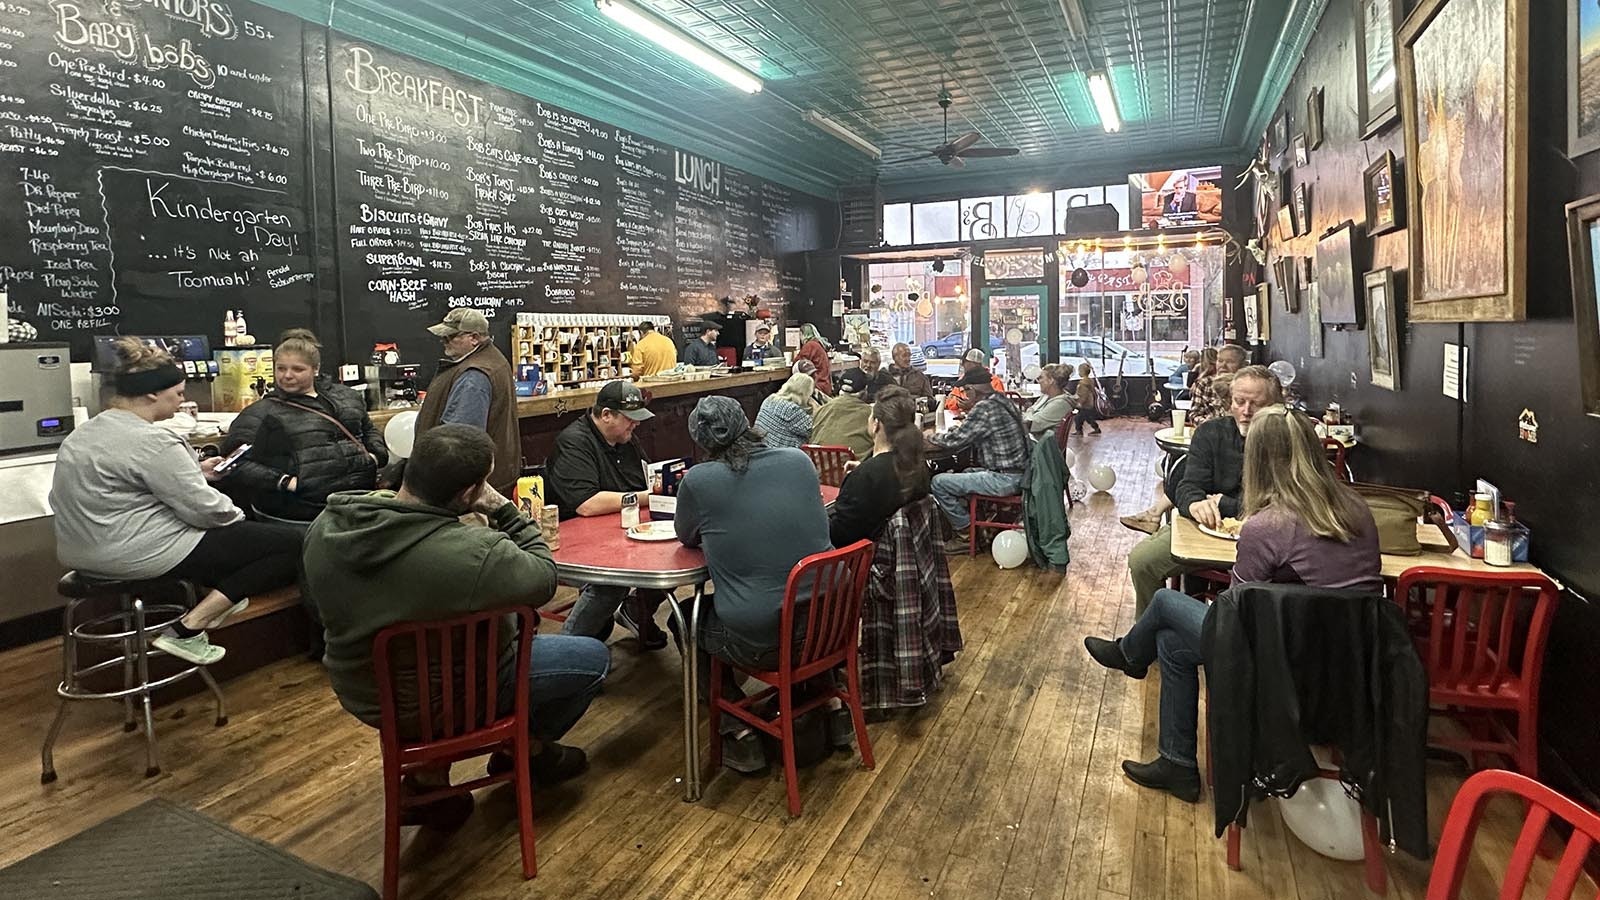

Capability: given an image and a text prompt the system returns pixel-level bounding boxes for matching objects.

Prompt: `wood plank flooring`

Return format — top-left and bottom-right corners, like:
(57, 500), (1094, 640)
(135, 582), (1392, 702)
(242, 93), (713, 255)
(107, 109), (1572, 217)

(0, 418), (1587, 898)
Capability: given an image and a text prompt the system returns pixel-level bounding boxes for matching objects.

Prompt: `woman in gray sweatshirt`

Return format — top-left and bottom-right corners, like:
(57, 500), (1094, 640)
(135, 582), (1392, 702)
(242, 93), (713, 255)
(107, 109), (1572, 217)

(50, 338), (302, 666)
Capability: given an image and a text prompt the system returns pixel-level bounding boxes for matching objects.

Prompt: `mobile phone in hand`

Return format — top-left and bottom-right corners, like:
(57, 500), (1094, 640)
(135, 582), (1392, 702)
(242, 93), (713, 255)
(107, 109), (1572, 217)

(213, 443), (252, 473)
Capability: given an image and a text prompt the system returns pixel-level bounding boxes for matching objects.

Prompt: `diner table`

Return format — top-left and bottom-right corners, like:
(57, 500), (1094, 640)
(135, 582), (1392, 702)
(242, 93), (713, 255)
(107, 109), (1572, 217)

(1169, 515), (1551, 582)
(548, 484), (839, 802)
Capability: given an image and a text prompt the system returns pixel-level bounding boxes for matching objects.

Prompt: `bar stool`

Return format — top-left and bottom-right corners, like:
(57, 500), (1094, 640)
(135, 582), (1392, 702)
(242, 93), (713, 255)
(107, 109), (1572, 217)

(41, 572), (228, 783)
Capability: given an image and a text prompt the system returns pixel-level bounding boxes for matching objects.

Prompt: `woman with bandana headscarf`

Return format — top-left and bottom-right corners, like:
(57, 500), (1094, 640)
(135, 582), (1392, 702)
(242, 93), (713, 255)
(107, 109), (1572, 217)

(671, 395), (833, 774)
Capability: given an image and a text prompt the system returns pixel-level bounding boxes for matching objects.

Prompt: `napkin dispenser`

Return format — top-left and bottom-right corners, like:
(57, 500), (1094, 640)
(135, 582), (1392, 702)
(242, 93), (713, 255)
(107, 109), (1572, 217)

(644, 458), (690, 520)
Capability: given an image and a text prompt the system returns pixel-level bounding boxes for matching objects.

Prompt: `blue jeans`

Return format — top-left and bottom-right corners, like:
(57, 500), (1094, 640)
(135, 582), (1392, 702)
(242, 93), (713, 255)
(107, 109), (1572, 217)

(931, 469), (1022, 530)
(521, 634), (611, 741)
(1121, 588), (1208, 768)
(561, 584), (670, 640)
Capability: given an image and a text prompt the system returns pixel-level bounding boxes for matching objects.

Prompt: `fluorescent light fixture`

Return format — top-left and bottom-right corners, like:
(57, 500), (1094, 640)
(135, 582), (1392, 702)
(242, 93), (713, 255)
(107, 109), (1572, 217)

(595, 0), (763, 94)
(1086, 70), (1121, 133)
(801, 109), (881, 159)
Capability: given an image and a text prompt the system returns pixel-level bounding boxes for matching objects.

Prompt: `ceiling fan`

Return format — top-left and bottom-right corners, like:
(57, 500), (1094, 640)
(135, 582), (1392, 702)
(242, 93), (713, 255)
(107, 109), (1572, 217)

(882, 89), (1020, 168)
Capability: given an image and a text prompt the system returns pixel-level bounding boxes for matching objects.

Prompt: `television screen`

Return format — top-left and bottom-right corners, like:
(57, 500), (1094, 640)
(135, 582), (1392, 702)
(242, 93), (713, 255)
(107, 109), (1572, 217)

(1130, 166), (1224, 229)
(91, 335), (211, 372)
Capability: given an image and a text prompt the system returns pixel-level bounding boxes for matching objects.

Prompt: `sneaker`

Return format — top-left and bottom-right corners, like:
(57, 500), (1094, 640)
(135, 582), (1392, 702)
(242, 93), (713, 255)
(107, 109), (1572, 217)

(721, 731), (768, 775)
(941, 534), (971, 555)
(1119, 513), (1160, 535)
(207, 597), (250, 629)
(615, 599), (668, 651)
(1084, 636), (1148, 679)
(399, 776), (475, 830)
(491, 742), (589, 786)
(1121, 757), (1201, 803)
(152, 631), (226, 665)
(826, 707), (856, 752)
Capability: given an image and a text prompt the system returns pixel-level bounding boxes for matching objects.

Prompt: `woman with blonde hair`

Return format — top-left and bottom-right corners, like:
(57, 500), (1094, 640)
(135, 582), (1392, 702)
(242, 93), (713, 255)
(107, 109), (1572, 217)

(1083, 405), (1379, 803)
(755, 372), (819, 449)
(50, 338), (303, 665)
(1022, 363), (1075, 438)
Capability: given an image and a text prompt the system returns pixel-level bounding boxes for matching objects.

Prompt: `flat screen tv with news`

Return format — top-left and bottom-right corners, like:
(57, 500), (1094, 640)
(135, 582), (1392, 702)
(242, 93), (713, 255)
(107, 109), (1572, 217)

(1130, 166), (1224, 229)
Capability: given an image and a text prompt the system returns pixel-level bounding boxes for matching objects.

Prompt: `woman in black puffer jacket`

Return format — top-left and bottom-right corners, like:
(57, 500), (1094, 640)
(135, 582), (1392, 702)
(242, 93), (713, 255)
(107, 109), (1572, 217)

(221, 329), (388, 524)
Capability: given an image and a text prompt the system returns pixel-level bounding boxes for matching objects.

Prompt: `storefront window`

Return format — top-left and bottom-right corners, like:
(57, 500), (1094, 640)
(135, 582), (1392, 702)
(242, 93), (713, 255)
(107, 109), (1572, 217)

(864, 258), (968, 356)
(958, 196), (1005, 241)
(1057, 242), (1224, 373)
(883, 203), (911, 246)
(912, 201), (959, 244)
(1004, 192), (1054, 237)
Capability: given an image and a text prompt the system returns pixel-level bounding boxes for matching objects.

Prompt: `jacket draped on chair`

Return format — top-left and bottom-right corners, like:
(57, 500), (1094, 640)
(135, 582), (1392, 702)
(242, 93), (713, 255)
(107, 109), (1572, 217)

(859, 495), (962, 710)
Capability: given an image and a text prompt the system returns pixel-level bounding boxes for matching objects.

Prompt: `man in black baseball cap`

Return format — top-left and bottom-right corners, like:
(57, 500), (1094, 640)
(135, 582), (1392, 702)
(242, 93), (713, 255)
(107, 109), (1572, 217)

(927, 366), (1030, 552)
(545, 380), (669, 649)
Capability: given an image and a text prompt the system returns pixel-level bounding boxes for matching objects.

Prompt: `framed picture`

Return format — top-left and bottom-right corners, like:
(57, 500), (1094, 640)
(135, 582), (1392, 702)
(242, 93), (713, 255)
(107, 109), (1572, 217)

(1276, 203), (1297, 243)
(1365, 267), (1401, 390)
(1294, 183), (1312, 236)
(1253, 283), (1271, 341)
(1363, 151), (1405, 236)
(1270, 108), (1291, 167)
(1400, 0), (1529, 322)
(1563, 193), (1600, 416)
(1298, 255), (1314, 287)
(1316, 222), (1360, 325)
(1293, 134), (1309, 167)
(1570, 1), (1600, 157)
(1306, 87), (1325, 148)
(1308, 282), (1324, 357)
(1275, 256), (1299, 312)
(1355, 0), (1403, 137)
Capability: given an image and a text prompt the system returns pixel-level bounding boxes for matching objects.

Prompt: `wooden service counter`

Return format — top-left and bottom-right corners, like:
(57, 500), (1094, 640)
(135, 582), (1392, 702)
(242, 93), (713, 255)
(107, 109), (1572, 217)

(373, 366), (809, 465)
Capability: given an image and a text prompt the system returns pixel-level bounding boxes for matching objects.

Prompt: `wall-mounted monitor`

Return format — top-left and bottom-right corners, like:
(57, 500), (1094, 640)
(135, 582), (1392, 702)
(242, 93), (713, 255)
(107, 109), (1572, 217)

(1130, 166), (1224, 229)
(90, 335), (212, 373)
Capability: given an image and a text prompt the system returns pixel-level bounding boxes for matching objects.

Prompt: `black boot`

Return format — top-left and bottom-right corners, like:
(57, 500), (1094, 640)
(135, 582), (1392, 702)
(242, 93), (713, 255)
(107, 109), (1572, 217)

(1121, 757), (1202, 803)
(1083, 636), (1148, 679)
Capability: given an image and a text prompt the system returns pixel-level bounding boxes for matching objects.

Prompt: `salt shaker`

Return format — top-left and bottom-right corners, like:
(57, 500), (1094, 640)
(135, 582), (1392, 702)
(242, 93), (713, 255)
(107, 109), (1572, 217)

(620, 492), (640, 529)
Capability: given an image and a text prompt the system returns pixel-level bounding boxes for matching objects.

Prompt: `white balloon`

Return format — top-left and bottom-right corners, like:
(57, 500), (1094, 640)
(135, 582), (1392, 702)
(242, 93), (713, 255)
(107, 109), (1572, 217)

(1088, 464), (1117, 492)
(384, 410), (419, 459)
(991, 530), (1029, 568)
(1268, 359), (1298, 386)
(1276, 776), (1366, 861)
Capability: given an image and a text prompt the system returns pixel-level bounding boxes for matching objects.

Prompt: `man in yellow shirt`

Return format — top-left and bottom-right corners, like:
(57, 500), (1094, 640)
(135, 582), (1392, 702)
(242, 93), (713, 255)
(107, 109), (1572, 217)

(630, 321), (677, 377)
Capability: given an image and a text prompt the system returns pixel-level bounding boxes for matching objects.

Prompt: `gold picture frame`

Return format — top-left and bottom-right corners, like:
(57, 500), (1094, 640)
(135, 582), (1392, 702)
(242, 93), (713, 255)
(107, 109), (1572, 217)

(1364, 267), (1401, 390)
(1398, 0), (1529, 322)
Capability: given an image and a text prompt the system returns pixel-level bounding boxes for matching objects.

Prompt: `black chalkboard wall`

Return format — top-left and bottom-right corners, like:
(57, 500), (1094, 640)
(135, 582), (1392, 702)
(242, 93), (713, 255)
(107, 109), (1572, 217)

(0, 0), (829, 366)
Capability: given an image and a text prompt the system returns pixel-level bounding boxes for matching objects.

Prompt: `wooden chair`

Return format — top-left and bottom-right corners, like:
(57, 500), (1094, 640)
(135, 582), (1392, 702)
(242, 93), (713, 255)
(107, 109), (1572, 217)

(710, 540), (876, 816)
(1395, 567), (1560, 779)
(375, 607), (539, 899)
(801, 444), (854, 487)
(1425, 769), (1600, 899)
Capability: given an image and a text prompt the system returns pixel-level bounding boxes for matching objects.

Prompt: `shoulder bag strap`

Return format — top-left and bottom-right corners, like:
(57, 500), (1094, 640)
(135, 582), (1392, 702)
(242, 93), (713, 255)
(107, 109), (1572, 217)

(265, 396), (366, 448)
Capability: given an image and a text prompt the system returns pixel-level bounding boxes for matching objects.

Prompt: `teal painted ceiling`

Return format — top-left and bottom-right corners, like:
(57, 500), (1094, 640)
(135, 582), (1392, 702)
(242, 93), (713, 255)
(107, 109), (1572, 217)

(264, 0), (1325, 199)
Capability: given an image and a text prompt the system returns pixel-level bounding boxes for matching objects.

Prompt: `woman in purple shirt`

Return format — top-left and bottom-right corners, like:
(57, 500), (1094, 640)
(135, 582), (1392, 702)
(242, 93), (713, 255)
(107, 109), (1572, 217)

(1082, 405), (1380, 802)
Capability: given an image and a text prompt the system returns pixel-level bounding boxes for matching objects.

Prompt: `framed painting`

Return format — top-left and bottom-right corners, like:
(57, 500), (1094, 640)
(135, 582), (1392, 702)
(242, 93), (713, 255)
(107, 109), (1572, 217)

(1276, 203), (1297, 243)
(1365, 268), (1401, 390)
(1306, 87), (1325, 148)
(1363, 151), (1405, 236)
(1356, 0), (1404, 136)
(1316, 222), (1360, 325)
(1270, 109), (1291, 168)
(1293, 133), (1309, 167)
(1294, 183), (1312, 236)
(1308, 283), (1324, 357)
(1274, 256), (1299, 312)
(1570, 0), (1600, 157)
(1254, 283), (1272, 341)
(1399, 0), (1529, 322)
(1563, 193), (1600, 416)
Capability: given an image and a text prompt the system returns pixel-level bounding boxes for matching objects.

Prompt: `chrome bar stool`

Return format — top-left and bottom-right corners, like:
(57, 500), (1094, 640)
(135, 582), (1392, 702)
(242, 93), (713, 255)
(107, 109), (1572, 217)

(41, 572), (228, 782)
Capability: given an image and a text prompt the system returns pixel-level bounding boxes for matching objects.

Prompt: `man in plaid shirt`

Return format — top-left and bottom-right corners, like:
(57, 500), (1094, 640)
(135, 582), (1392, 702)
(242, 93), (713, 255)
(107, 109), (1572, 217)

(927, 368), (1029, 553)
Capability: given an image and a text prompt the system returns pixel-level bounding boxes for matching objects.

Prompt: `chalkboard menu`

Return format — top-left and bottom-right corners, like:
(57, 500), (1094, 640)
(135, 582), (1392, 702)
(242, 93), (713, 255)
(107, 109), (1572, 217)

(0, 0), (312, 359)
(0, 0), (825, 365)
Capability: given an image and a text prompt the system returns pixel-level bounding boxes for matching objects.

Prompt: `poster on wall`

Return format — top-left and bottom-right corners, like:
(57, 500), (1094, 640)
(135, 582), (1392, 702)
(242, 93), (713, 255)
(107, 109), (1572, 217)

(1400, 0), (1529, 322)
(1569, 0), (1600, 157)
(1130, 167), (1224, 229)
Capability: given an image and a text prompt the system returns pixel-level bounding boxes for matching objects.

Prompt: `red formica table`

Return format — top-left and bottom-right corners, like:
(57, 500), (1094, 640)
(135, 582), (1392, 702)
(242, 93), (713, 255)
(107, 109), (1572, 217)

(549, 484), (839, 801)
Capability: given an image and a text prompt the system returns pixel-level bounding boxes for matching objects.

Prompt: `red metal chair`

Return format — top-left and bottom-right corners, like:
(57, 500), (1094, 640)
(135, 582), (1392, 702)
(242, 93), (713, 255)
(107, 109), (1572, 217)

(1056, 413), (1079, 509)
(1323, 437), (1352, 482)
(1425, 769), (1600, 899)
(1395, 567), (1560, 779)
(709, 540), (876, 816)
(801, 443), (854, 488)
(375, 607), (539, 900)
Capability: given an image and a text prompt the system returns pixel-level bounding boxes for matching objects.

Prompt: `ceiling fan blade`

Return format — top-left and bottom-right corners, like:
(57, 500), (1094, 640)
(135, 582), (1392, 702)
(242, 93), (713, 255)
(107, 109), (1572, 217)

(882, 153), (935, 165)
(955, 146), (1021, 158)
(945, 154), (967, 168)
(948, 131), (982, 153)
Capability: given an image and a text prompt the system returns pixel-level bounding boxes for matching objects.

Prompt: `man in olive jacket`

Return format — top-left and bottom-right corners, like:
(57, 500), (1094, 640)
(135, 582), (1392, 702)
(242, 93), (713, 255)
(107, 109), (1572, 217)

(305, 425), (609, 823)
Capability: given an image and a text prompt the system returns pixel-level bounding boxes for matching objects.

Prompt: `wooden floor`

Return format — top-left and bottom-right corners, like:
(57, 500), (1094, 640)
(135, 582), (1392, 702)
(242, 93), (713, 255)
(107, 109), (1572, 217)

(0, 418), (1584, 898)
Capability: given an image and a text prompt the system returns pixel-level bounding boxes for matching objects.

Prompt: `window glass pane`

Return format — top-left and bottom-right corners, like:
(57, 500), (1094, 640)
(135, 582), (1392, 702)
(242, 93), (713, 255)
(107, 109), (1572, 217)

(1103, 184), (1131, 231)
(883, 203), (911, 246)
(912, 200), (959, 244)
(958, 196), (1005, 241)
(1004, 193), (1054, 237)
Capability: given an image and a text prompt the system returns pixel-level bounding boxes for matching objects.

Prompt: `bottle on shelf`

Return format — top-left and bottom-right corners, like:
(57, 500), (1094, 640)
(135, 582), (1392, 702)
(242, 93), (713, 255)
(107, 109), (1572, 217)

(224, 309), (236, 347)
(234, 309), (248, 343)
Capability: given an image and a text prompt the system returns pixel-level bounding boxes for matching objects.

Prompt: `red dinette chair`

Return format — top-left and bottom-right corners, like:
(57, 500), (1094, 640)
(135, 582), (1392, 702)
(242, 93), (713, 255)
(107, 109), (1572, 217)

(801, 444), (854, 488)
(1425, 769), (1600, 899)
(1323, 437), (1352, 482)
(375, 607), (539, 900)
(1395, 567), (1559, 779)
(716, 348), (738, 368)
(710, 540), (876, 817)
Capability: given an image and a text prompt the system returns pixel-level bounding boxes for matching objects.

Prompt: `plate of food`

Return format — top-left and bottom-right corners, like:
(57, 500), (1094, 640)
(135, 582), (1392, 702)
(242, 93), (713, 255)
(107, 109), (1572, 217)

(1197, 518), (1245, 541)
(626, 521), (678, 542)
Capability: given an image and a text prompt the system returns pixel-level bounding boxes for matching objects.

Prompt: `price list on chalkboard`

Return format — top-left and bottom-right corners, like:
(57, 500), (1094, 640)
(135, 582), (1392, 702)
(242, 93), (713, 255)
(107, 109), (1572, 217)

(0, 0), (310, 357)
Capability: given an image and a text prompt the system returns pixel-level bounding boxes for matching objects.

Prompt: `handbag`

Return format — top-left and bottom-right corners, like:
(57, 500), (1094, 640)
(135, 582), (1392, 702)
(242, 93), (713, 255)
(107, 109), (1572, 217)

(1351, 482), (1456, 555)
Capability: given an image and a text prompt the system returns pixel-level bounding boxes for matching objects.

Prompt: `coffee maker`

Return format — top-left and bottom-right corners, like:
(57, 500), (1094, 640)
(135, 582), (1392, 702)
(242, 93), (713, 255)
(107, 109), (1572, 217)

(363, 364), (421, 410)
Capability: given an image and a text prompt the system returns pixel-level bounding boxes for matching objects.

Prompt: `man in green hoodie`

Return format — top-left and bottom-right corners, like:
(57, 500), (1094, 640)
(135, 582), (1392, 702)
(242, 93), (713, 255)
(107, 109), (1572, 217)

(305, 424), (609, 826)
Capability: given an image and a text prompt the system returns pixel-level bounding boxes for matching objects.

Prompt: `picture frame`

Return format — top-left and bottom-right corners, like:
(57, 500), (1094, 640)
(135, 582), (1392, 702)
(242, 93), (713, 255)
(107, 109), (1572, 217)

(1293, 133), (1309, 167)
(1306, 87), (1325, 148)
(1399, 0), (1529, 322)
(1308, 282), (1324, 357)
(1316, 221), (1361, 325)
(1355, 0), (1404, 137)
(1364, 267), (1401, 390)
(1363, 150), (1405, 236)
(1570, 0), (1600, 157)
(1276, 203), (1297, 243)
(1563, 192), (1600, 416)
(1298, 255), (1314, 287)
(1274, 256), (1299, 313)
(1293, 183), (1311, 236)
(1270, 108), (1291, 167)
(1254, 283), (1272, 341)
